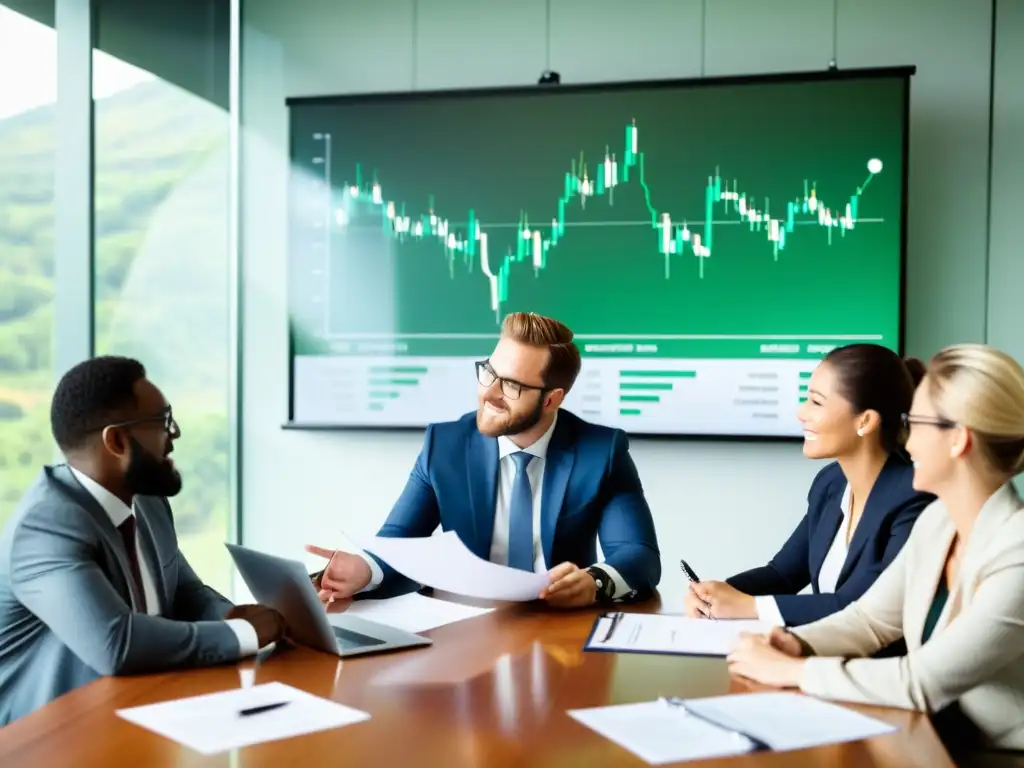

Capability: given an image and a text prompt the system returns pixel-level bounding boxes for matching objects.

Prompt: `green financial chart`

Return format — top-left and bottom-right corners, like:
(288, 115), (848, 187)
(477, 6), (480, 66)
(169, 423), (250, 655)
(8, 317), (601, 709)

(287, 71), (909, 435)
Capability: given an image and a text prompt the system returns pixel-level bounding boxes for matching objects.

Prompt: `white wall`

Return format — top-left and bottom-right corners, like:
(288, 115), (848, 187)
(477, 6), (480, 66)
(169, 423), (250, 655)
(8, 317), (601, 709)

(240, 0), (1013, 599)
(988, 0), (1024, 367)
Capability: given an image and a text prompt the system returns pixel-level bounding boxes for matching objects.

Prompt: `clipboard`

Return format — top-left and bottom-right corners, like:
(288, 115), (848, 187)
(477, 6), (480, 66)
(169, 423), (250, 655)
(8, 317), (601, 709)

(582, 612), (771, 658)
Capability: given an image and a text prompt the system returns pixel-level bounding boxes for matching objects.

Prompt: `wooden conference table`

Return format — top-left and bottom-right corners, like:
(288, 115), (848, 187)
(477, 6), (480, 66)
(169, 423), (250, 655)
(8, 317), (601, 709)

(0, 593), (953, 767)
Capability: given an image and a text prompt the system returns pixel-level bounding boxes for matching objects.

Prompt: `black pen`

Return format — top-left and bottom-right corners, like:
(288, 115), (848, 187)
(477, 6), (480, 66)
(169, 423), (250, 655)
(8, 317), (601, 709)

(679, 559), (700, 583)
(238, 701), (290, 717)
(601, 611), (624, 642)
(679, 559), (716, 621)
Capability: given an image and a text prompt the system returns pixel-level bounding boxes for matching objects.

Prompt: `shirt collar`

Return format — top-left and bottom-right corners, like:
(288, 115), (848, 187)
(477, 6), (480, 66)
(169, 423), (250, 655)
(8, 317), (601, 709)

(839, 483), (852, 518)
(497, 411), (558, 460)
(69, 466), (134, 528)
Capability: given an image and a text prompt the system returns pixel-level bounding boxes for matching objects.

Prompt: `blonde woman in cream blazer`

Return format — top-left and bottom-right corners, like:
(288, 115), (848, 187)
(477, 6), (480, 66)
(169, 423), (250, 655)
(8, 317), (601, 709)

(727, 343), (1024, 761)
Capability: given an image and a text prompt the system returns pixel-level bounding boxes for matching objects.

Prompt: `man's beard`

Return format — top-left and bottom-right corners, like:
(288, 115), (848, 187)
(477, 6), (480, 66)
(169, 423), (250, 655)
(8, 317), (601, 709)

(125, 436), (183, 497)
(476, 396), (544, 438)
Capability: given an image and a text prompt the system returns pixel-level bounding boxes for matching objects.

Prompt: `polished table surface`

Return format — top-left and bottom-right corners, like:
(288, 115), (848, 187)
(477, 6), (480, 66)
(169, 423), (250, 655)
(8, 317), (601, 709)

(0, 594), (954, 767)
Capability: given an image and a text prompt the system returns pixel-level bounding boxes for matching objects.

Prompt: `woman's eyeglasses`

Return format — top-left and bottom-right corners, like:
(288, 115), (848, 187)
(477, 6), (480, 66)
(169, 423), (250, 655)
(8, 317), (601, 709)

(901, 412), (958, 430)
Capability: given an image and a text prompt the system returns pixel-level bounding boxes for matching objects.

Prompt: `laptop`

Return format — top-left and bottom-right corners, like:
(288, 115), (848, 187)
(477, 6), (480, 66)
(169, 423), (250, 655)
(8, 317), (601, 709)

(225, 543), (433, 658)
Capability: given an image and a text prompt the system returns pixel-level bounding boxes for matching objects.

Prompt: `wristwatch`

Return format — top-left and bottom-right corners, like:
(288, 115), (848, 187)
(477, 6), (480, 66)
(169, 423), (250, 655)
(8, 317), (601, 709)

(586, 565), (617, 604)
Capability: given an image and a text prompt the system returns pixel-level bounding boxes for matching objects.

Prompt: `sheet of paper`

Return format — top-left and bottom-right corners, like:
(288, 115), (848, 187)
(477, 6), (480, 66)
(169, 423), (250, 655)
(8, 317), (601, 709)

(333, 591), (494, 634)
(570, 700), (749, 764)
(357, 530), (549, 601)
(116, 682), (370, 755)
(585, 612), (772, 656)
(569, 692), (897, 764)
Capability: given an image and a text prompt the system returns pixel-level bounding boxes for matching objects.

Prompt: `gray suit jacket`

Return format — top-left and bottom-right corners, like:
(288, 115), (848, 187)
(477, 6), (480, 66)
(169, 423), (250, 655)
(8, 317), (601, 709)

(793, 482), (1024, 750)
(0, 464), (241, 725)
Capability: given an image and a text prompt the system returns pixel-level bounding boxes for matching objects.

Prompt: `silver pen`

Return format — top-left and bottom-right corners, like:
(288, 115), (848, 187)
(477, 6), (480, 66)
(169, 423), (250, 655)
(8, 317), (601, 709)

(660, 696), (771, 751)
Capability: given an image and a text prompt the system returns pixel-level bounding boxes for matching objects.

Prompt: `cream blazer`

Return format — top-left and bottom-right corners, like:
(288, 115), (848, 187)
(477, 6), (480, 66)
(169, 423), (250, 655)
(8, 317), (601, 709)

(792, 482), (1024, 750)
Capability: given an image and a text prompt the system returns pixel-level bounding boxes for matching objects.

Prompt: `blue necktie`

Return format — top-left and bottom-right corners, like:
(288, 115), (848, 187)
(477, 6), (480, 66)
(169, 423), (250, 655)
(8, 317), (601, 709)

(507, 452), (535, 571)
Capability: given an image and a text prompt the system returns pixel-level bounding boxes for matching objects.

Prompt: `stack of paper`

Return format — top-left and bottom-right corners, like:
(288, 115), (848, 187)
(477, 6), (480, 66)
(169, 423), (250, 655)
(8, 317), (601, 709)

(585, 612), (771, 657)
(334, 591), (494, 634)
(569, 692), (896, 764)
(116, 682), (370, 754)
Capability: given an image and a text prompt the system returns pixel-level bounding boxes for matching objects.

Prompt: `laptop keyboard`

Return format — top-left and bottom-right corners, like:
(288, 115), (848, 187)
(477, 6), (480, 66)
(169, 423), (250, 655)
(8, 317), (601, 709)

(333, 626), (387, 651)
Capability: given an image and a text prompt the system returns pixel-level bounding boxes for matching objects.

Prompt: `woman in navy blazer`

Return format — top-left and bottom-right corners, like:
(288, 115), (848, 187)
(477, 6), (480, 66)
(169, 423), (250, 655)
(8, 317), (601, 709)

(685, 344), (935, 628)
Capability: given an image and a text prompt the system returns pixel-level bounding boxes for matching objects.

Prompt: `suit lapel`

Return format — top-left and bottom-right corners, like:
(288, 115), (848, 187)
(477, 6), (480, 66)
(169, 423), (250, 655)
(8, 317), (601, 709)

(466, 430), (499, 559)
(540, 416), (575, 568)
(909, 485), (1021, 645)
(836, 456), (904, 586)
(906, 484), (1021, 645)
(49, 464), (139, 608)
(907, 510), (955, 645)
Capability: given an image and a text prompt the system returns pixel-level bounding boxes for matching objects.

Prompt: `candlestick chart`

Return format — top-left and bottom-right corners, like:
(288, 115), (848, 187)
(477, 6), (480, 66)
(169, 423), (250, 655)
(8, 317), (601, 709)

(328, 124), (880, 318)
(286, 72), (910, 435)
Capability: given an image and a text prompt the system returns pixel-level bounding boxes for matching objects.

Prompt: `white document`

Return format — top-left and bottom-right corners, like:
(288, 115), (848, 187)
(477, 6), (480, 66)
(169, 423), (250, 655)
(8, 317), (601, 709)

(116, 682), (370, 755)
(586, 612), (771, 656)
(358, 530), (549, 601)
(569, 692), (897, 764)
(334, 591), (494, 634)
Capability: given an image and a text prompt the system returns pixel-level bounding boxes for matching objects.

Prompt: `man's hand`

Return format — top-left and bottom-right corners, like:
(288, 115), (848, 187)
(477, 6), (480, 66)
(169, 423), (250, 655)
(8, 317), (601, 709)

(688, 580), (757, 620)
(539, 562), (598, 608)
(305, 545), (372, 612)
(224, 604), (287, 647)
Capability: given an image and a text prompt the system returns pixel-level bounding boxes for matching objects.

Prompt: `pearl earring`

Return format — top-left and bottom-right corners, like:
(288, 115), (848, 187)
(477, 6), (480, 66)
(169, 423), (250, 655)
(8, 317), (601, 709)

(856, 428), (864, 437)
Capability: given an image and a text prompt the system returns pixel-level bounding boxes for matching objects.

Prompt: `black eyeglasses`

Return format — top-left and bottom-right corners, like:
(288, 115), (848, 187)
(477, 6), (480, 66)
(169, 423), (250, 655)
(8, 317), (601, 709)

(901, 412), (958, 430)
(92, 405), (180, 438)
(475, 360), (546, 401)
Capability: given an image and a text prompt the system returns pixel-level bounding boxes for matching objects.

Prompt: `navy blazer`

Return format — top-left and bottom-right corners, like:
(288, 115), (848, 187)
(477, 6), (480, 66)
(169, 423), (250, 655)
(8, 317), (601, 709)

(359, 409), (661, 601)
(726, 455), (933, 627)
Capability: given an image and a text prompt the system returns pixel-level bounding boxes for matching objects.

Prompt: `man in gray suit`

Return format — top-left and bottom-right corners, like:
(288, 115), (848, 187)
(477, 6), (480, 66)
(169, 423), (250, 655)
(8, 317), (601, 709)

(0, 356), (287, 725)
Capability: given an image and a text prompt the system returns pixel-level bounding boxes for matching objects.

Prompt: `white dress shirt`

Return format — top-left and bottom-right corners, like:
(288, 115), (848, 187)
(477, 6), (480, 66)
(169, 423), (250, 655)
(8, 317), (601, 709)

(69, 467), (259, 655)
(755, 483), (852, 626)
(361, 413), (632, 598)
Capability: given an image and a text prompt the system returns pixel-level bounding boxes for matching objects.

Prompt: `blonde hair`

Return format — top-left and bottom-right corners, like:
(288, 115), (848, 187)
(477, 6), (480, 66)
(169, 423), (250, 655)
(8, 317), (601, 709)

(926, 343), (1024, 476)
(500, 312), (582, 391)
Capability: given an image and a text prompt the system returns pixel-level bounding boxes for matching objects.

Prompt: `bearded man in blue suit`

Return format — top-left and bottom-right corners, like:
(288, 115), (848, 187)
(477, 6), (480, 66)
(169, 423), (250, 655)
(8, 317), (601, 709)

(308, 312), (661, 609)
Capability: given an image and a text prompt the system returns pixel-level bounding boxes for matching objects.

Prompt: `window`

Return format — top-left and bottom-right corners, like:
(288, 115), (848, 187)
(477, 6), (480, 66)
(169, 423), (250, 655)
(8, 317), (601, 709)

(92, 0), (234, 593)
(0, 3), (56, 528)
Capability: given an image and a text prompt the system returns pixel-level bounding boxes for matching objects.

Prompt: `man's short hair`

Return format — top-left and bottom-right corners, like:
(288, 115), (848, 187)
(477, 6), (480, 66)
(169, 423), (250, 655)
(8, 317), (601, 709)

(500, 312), (582, 392)
(50, 356), (147, 453)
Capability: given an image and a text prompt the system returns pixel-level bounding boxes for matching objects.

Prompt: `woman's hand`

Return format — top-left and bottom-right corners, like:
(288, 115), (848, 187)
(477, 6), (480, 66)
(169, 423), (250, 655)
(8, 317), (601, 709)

(684, 584), (713, 618)
(765, 626), (805, 658)
(726, 631), (806, 688)
(687, 580), (757, 620)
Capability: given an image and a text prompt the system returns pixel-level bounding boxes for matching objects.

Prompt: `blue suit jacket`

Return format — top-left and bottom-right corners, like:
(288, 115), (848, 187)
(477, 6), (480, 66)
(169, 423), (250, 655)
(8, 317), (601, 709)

(360, 409), (661, 601)
(726, 455), (933, 627)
